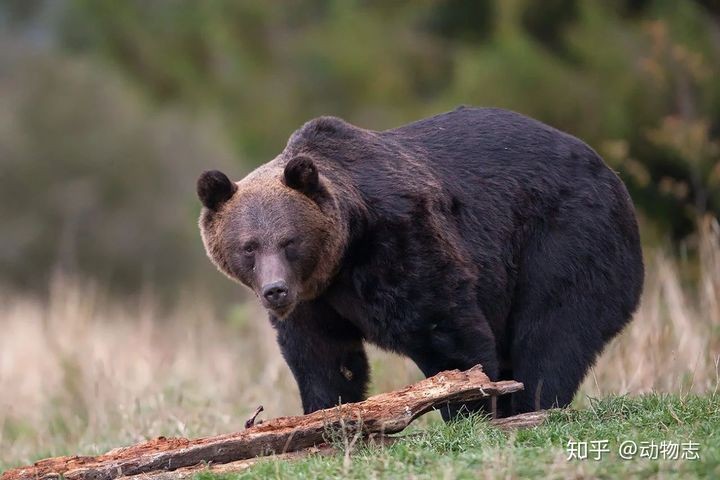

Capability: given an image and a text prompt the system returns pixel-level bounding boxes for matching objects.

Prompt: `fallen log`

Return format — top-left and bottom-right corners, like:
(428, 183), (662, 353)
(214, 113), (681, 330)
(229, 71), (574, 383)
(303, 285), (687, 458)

(125, 436), (398, 480)
(2, 365), (523, 480)
(491, 410), (551, 430)
(125, 412), (552, 480)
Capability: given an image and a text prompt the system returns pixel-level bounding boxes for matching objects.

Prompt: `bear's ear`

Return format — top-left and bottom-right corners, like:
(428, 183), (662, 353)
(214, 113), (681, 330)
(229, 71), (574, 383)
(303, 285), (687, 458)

(197, 170), (237, 210)
(283, 156), (324, 199)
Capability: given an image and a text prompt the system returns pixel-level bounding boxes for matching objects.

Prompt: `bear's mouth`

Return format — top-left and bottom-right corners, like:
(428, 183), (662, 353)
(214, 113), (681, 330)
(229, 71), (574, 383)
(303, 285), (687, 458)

(260, 296), (295, 319)
(267, 303), (294, 319)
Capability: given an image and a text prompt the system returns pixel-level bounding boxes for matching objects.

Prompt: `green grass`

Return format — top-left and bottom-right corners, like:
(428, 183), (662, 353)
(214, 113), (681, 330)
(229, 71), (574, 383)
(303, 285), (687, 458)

(195, 394), (720, 479)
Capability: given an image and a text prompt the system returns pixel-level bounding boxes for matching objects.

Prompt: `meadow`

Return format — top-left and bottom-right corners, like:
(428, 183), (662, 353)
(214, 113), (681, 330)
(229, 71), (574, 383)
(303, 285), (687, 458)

(0, 219), (718, 478)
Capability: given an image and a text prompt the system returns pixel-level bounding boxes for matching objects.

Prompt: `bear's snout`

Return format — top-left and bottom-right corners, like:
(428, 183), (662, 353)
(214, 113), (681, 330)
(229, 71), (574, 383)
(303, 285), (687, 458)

(253, 253), (296, 317)
(262, 281), (290, 308)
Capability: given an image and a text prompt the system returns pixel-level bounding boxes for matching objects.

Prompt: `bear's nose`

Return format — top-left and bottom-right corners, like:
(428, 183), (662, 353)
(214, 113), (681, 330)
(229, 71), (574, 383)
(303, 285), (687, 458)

(262, 281), (289, 307)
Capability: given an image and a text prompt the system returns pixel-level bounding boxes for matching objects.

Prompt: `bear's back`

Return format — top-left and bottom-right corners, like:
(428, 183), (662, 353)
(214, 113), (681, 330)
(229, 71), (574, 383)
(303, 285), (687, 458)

(283, 107), (631, 240)
(383, 107), (606, 183)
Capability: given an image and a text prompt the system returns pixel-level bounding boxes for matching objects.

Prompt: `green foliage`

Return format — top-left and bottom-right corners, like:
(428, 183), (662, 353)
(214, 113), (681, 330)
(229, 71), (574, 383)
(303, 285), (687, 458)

(425, 0), (496, 43)
(0, 45), (235, 295)
(1, 0), (719, 293)
(521, 0), (579, 55)
(55, 0), (720, 233)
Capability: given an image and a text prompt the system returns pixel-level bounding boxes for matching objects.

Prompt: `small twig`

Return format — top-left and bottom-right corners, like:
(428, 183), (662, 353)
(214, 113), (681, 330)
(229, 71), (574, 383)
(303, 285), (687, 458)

(245, 405), (264, 429)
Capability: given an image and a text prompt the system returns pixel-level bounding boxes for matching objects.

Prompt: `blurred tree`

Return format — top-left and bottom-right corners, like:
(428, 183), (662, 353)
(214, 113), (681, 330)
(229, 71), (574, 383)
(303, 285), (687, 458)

(617, 0), (653, 16)
(0, 42), (236, 296)
(0, 0), (46, 24)
(693, 0), (720, 16)
(520, 0), (579, 56)
(424, 0), (496, 43)
(605, 17), (720, 237)
(0, 0), (719, 295)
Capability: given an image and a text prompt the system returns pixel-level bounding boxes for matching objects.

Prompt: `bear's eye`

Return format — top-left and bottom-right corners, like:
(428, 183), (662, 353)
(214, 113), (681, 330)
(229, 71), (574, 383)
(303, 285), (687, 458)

(242, 242), (257, 255)
(281, 238), (299, 261)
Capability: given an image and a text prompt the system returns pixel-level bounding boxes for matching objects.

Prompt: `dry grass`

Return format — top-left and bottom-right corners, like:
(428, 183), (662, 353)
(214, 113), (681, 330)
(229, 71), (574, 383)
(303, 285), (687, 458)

(579, 217), (720, 399)
(1, 220), (718, 470)
(0, 280), (422, 469)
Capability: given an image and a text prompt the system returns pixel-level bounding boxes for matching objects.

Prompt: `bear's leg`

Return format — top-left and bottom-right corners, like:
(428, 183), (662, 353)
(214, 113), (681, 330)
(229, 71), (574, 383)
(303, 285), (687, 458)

(409, 314), (499, 422)
(271, 300), (369, 414)
(508, 229), (637, 414)
(509, 314), (605, 414)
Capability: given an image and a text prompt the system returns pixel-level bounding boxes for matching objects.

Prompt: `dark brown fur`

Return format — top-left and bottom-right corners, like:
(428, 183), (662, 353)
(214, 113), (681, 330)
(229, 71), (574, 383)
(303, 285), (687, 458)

(197, 107), (643, 419)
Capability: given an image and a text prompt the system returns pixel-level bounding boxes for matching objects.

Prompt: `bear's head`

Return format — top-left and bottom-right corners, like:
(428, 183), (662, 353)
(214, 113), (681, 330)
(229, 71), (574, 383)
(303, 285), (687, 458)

(197, 156), (345, 319)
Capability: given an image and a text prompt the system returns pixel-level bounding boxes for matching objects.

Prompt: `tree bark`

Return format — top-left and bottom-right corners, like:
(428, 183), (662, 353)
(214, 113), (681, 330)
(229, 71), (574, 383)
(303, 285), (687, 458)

(2, 365), (524, 480)
(490, 410), (550, 429)
(117, 412), (552, 480)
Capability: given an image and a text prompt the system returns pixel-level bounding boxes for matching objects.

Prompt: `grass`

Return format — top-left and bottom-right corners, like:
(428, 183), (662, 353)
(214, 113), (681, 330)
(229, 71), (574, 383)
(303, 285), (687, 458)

(0, 219), (718, 477)
(199, 394), (720, 479)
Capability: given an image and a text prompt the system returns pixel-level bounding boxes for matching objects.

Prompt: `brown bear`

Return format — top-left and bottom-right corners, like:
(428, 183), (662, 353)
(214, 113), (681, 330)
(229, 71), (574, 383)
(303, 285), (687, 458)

(197, 107), (644, 419)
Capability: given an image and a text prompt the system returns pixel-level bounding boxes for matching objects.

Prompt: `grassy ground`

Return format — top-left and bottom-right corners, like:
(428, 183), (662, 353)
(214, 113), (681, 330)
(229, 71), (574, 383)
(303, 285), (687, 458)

(199, 394), (720, 479)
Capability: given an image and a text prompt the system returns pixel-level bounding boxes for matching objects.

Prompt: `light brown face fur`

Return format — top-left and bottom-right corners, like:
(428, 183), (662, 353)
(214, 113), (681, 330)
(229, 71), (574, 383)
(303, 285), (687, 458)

(198, 161), (344, 319)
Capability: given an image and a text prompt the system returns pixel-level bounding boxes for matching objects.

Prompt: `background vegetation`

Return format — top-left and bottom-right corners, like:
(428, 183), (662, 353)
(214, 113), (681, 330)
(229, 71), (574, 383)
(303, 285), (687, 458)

(1, 0), (719, 297)
(1, 0), (719, 477)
